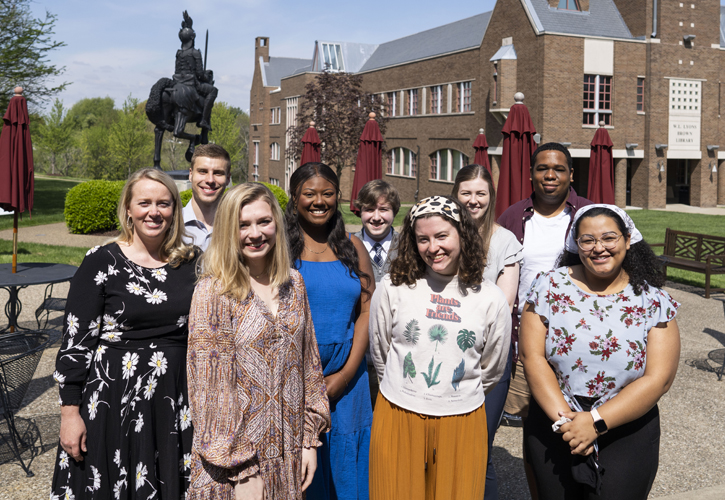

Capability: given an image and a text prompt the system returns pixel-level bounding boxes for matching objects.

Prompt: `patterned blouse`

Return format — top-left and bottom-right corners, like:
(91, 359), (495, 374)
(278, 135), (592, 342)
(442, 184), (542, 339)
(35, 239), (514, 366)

(526, 267), (679, 411)
(186, 269), (331, 499)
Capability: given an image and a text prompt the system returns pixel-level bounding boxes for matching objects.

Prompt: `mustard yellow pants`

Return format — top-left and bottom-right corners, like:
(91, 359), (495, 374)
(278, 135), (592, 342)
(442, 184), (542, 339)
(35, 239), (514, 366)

(369, 394), (487, 500)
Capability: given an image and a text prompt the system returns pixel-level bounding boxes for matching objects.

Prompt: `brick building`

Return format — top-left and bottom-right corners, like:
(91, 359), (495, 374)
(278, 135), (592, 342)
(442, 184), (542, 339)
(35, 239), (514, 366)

(249, 0), (725, 208)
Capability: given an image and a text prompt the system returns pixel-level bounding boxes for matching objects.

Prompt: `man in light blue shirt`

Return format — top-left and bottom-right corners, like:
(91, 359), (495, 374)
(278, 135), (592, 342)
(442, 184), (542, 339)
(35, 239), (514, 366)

(182, 144), (231, 251)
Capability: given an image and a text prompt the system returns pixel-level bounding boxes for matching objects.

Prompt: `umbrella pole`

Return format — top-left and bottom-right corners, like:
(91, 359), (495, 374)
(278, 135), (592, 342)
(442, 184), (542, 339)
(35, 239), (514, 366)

(12, 210), (18, 273)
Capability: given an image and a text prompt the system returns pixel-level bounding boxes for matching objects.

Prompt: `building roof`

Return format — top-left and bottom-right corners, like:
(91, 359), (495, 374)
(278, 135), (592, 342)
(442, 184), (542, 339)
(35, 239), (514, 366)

(490, 44), (517, 61)
(359, 11), (492, 72)
(261, 56), (312, 87)
(311, 41), (379, 73)
(721, 6), (725, 46)
(522, 0), (632, 39)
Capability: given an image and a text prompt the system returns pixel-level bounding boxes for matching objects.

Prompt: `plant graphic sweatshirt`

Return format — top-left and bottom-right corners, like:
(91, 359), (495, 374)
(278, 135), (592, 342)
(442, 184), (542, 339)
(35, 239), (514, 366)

(369, 270), (511, 416)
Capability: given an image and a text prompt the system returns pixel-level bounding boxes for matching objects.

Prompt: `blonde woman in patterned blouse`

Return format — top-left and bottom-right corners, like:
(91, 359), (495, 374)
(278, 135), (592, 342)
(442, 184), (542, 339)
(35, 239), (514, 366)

(187, 183), (331, 500)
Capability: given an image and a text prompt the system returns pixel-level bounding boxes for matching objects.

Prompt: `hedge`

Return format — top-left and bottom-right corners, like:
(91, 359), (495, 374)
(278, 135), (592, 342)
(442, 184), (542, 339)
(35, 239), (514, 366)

(180, 183), (289, 212)
(64, 180), (125, 234)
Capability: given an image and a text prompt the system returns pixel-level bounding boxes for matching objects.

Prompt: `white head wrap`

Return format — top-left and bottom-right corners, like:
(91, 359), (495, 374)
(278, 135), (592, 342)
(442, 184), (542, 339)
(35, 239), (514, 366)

(564, 204), (643, 253)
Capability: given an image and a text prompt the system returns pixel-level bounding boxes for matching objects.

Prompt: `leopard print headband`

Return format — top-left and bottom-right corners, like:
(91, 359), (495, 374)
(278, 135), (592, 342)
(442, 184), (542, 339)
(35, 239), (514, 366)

(410, 196), (461, 223)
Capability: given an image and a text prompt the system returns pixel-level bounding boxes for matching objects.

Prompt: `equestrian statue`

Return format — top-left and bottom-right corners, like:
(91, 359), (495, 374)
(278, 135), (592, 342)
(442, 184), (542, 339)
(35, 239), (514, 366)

(146, 11), (218, 167)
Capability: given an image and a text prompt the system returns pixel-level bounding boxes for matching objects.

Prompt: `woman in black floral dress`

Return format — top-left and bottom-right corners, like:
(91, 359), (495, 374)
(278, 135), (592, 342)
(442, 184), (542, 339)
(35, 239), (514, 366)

(51, 168), (199, 499)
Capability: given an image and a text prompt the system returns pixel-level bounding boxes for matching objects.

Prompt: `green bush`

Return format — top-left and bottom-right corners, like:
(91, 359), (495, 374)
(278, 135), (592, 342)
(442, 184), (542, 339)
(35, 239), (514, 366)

(180, 189), (193, 206)
(259, 182), (289, 212)
(179, 183), (288, 212)
(64, 180), (125, 234)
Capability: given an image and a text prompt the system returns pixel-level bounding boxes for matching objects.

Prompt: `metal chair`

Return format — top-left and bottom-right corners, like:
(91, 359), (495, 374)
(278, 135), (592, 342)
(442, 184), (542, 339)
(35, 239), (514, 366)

(0, 330), (54, 476)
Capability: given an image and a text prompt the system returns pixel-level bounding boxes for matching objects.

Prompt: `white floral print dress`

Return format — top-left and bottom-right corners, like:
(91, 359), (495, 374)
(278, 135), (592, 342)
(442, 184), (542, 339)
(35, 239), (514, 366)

(50, 243), (198, 499)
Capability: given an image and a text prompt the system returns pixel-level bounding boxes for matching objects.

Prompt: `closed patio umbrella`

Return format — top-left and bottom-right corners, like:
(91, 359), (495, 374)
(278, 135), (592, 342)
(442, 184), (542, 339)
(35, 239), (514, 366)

(588, 121), (615, 204)
(349, 112), (383, 214)
(0, 87), (35, 274)
(473, 128), (491, 174)
(495, 92), (536, 218)
(300, 121), (321, 165)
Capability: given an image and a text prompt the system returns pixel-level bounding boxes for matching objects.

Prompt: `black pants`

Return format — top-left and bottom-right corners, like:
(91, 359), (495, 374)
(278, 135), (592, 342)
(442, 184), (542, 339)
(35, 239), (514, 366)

(524, 398), (660, 500)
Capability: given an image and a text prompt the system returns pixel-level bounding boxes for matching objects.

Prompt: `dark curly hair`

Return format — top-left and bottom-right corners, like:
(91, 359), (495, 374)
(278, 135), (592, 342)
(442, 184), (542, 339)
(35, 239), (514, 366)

(389, 196), (485, 295)
(557, 206), (665, 295)
(284, 162), (371, 296)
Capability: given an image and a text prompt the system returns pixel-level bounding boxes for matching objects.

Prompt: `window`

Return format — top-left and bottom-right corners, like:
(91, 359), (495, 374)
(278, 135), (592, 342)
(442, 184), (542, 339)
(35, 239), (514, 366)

(270, 107), (281, 124)
(386, 148), (417, 177)
(493, 63), (498, 105)
(637, 78), (645, 112)
(583, 75), (612, 126)
(321, 43), (344, 71)
(252, 141), (259, 181)
(386, 92), (397, 117)
(269, 178), (280, 186)
(558, 0), (580, 10)
(408, 89), (419, 115)
(457, 82), (472, 112)
(270, 142), (280, 161)
(430, 149), (468, 182)
(430, 85), (442, 114)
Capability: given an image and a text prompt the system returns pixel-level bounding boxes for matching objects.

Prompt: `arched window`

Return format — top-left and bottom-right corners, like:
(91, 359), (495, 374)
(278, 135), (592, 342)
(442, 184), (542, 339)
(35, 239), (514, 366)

(386, 147), (417, 178)
(270, 142), (280, 161)
(429, 149), (468, 182)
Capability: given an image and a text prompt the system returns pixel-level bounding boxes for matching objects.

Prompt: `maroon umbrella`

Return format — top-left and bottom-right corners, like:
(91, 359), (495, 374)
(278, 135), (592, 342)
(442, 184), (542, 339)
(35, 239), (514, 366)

(0, 87), (34, 274)
(495, 93), (536, 219)
(473, 128), (491, 174)
(349, 112), (383, 214)
(587, 122), (615, 204)
(300, 121), (321, 165)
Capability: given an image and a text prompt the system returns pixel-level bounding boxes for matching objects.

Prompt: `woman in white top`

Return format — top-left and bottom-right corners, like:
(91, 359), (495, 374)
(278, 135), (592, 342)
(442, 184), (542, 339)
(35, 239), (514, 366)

(453, 165), (522, 500)
(369, 196), (510, 500)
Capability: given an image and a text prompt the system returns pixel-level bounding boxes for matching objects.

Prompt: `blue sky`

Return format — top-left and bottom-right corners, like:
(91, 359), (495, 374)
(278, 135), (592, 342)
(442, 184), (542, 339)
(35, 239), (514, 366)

(28, 0), (498, 113)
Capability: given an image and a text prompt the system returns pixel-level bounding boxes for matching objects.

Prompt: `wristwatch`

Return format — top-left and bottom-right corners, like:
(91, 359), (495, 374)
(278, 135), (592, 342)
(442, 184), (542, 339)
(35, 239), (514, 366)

(590, 407), (608, 435)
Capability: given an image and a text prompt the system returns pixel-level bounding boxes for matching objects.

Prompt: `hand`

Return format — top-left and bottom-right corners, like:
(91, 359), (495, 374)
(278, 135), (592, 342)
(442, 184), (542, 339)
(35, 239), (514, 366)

(558, 411), (598, 455)
(234, 474), (264, 500)
(300, 447), (317, 491)
(323, 372), (347, 402)
(59, 405), (87, 462)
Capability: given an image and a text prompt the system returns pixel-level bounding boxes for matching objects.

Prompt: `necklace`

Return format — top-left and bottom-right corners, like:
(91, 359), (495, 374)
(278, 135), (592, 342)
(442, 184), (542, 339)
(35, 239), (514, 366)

(304, 242), (329, 254)
(251, 270), (268, 280)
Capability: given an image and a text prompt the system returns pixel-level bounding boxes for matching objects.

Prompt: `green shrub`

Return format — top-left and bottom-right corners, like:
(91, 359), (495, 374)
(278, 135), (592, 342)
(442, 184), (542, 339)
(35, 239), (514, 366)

(180, 189), (193, 206)
(64, 180), (125, 234)
(259, 182), (289, 212)
(179, 183), (288, 212)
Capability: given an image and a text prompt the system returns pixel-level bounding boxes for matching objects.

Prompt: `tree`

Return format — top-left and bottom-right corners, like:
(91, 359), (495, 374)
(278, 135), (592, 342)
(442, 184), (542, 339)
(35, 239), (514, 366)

(67, 97), (118, 129)
(36, 99), (75, 175)
(286, 71), (387, 179)
(210, 102), (250, 183)
(107, 96), (154, 179)
(0, 0), (68, 111)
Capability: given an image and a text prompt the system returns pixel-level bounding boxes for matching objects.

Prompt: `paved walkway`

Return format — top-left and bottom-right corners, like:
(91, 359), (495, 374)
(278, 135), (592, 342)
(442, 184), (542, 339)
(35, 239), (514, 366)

(0, 222), (109, 249)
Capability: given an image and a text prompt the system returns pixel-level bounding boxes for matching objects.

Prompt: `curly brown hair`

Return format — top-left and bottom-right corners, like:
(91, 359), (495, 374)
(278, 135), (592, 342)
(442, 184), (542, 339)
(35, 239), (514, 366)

(389, 196), (485, 295)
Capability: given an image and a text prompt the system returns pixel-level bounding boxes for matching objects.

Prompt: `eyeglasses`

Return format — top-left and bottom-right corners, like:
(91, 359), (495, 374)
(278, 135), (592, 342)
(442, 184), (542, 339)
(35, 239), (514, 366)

(576, 233), (623, 252)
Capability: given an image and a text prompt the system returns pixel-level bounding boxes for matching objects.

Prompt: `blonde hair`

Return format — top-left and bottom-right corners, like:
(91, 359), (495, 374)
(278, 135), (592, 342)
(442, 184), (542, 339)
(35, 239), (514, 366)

(200, 183), (290, 301)
(115, 168), (196, 267)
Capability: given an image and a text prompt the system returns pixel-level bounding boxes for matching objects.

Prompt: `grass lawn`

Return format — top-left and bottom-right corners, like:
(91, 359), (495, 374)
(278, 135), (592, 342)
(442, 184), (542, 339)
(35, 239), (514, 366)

(0, 239), (87, 267)
(0, 177), (81, 231)
(626, 210), (725, 291)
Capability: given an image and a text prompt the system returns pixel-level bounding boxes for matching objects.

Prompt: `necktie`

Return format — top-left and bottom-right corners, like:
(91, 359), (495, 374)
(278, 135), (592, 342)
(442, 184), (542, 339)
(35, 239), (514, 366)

(372, 242), (384, 267)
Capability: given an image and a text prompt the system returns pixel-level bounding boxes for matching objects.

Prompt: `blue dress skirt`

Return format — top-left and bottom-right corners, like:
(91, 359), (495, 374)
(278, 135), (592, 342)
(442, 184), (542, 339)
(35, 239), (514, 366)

(297, 259), (372, 500)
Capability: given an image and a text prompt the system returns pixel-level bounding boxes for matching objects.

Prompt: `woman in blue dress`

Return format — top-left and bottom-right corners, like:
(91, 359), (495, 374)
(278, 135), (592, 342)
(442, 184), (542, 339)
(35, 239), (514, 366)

(284, 162), (375, 500)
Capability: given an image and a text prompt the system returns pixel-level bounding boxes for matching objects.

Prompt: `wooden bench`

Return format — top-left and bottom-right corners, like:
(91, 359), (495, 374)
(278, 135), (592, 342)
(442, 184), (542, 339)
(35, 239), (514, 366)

(656, 229), (725, 298)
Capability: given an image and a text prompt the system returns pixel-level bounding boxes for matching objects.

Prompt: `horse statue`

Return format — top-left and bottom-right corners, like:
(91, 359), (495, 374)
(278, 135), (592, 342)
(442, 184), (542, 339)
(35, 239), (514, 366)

(145, 11), (217, 168)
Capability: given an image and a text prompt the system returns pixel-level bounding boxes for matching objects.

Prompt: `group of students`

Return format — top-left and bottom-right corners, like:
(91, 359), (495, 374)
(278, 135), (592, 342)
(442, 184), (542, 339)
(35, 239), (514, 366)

(49, 142), (680, 500)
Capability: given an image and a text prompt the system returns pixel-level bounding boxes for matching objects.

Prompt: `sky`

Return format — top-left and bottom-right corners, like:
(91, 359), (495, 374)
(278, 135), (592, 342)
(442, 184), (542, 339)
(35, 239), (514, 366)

(27, 0), (499, 114)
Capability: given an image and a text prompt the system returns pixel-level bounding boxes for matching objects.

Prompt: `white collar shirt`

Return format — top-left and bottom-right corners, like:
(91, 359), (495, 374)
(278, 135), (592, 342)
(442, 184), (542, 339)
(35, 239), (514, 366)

(182, 201), (212, 251)
(360, 228), (394, 263)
